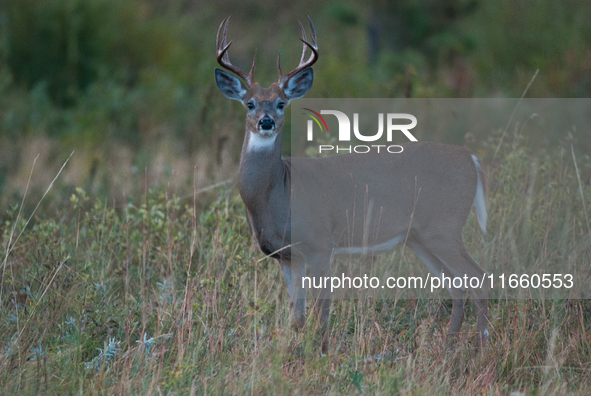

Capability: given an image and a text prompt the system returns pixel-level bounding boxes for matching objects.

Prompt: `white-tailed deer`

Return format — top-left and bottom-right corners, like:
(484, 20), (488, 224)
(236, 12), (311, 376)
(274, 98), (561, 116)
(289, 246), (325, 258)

(215, 16), (488, 352)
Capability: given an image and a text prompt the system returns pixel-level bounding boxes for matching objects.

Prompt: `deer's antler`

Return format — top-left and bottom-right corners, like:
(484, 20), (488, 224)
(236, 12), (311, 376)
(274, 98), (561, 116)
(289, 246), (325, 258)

(278, 15), (318, 87)
(216, 16), (256, 87)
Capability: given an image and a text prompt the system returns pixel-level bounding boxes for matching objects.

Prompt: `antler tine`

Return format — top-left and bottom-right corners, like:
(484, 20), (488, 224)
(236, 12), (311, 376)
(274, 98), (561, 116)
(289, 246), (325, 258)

(301, 14), (318, 63)
(248, 49), (257, 85)
(278, 16), (319, 87)
(215, 17), (225, 52)
(216, 17), (232, 62)
(222, 17), (231, 63)
(297, 20), (309, 66)
(216, 16), (256, 86)
(307, 15), (317, 46)
(277, 53), (283, 78)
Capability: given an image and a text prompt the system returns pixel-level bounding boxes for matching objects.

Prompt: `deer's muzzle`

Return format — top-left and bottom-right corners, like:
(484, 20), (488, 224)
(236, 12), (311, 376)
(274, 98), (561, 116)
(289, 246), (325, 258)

(259, 117), (275, 132)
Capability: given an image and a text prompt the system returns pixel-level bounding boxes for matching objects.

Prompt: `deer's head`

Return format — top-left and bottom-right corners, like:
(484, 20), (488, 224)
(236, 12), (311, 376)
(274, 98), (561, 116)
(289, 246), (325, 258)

(214, 16), (318, 141)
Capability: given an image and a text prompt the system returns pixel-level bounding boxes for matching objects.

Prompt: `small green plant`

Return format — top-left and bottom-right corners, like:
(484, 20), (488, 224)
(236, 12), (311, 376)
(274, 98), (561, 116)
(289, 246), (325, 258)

(348, 369), (364, 393)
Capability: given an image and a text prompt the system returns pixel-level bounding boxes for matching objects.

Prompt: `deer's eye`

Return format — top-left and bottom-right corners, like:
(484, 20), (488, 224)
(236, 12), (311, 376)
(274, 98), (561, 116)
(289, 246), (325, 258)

(278, 102), (285, 110)
(247, 102), (255, 109)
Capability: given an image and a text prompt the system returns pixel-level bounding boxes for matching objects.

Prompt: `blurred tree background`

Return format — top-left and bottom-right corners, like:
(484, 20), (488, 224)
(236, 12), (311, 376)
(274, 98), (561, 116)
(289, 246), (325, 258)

(0, 0), (590, 212)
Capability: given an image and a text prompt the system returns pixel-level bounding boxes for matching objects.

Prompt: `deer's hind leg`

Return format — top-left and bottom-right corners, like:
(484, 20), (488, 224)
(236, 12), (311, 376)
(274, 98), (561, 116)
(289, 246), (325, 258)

(412, 234), (488, 348)
(407, 240), (467, 343)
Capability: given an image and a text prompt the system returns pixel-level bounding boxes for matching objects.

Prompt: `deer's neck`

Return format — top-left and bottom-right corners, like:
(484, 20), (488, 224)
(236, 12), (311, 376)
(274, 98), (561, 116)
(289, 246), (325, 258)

(238, 129), (289, 212)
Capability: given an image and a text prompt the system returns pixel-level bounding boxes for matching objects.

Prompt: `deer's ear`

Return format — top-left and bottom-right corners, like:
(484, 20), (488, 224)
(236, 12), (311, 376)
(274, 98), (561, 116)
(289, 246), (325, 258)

(284, 68), (313, 100)
(215, 68), (248, 101)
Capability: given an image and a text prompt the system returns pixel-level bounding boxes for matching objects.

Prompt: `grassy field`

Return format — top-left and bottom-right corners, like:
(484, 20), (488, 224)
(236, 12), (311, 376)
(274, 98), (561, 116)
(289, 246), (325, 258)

(0, 126), (590, 395)
(1, 1), (591, 394)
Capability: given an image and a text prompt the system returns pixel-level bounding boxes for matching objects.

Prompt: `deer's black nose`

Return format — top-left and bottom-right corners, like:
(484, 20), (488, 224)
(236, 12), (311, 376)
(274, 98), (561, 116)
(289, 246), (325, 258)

(259, 117), (275, 130)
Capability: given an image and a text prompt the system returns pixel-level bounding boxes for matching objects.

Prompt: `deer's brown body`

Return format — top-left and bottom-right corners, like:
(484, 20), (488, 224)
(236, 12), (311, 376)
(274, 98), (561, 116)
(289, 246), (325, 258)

(215, 16), (488, 352)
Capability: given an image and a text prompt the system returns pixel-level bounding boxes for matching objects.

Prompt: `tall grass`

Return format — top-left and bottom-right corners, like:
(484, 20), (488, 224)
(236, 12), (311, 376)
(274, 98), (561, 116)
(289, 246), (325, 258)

(0, 122), (590, 395)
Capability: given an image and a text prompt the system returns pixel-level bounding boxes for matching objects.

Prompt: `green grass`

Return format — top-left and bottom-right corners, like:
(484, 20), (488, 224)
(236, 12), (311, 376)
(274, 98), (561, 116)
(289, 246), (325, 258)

(2, 1), (591, 393)
(0, 125), (590, 395)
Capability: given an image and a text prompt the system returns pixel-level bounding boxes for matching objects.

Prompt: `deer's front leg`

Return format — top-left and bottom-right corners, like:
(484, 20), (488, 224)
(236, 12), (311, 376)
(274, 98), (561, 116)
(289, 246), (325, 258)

(280, 259), (306, 329)
(309, 273), (330, 353)
(306, 252), (333, 354)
